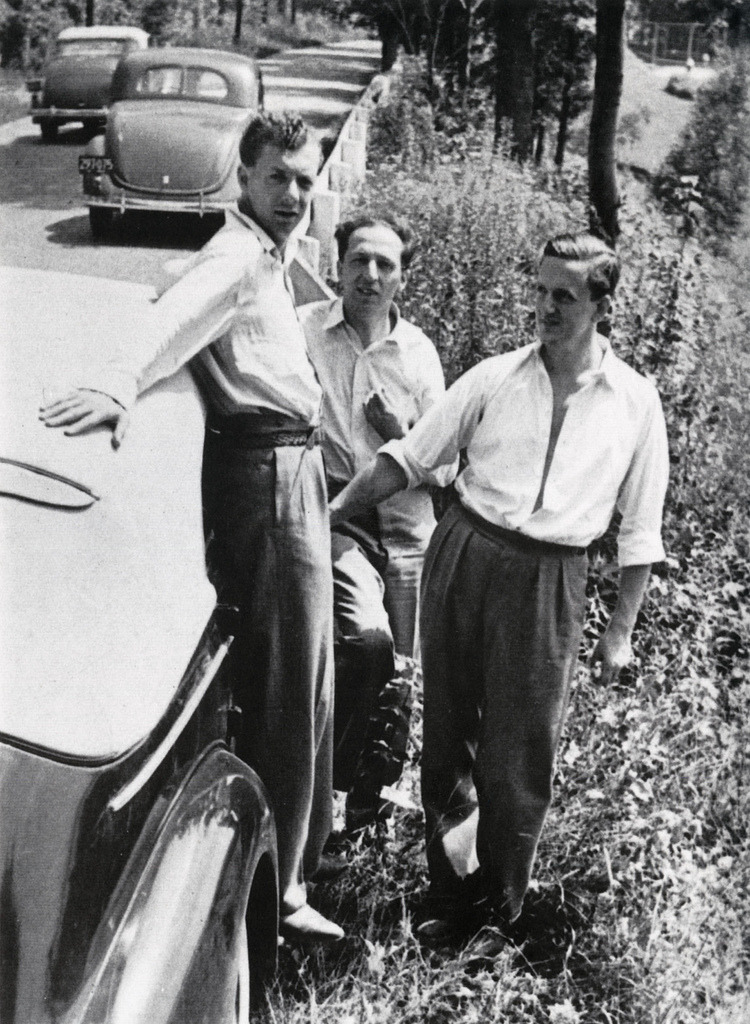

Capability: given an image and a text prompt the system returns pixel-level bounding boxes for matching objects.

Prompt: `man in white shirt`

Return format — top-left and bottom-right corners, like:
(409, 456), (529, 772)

(40, 112), (343, 945)
(299, 215), (447, 823)
(329, 232), (669, 936)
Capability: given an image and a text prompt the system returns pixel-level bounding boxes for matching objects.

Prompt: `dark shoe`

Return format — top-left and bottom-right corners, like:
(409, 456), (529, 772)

(310, 851), (349, 882)
(279, 905), (344, 945)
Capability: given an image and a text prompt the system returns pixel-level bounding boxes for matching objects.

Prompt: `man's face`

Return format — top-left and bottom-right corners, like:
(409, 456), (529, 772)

(237, 139), (320, 247)
(535, 256), (608, 351)
(339, 224), (405, 322)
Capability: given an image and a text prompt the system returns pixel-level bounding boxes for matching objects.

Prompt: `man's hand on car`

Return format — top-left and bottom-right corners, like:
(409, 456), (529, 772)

(40, 389), (130, 449)
(364, 389), (410, 441)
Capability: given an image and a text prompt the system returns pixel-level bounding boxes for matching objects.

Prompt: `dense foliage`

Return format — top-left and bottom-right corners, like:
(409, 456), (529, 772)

(256, 60), (750, 1024)
(0, 0), (353, 68)
(656, 51), (750, 246)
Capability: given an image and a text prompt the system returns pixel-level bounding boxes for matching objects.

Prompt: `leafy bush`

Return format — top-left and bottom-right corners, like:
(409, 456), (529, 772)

(657, 53), (750, 246)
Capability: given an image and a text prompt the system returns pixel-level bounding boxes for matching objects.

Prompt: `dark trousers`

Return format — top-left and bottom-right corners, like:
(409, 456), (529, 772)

(331, 528), (395, 792)
(203, 428), (334, 917)
(420, 501), (587, 922)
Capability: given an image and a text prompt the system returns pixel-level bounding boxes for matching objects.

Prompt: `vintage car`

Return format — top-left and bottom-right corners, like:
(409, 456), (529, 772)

(0, 266), (278, 1024)
(79, 47), (264, 239)
(26, 25), (150, 142)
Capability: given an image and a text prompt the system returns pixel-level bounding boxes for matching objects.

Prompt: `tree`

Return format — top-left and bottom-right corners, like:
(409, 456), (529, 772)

(589, 0), (625, 240)
(494, 0), (538, 159)
(532, 0), (595, 167)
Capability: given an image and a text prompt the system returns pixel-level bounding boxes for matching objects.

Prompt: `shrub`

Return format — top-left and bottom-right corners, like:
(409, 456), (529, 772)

(657, 53), (750, 246)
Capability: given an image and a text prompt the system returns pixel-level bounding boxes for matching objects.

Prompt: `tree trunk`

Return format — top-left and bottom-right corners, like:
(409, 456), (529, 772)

(457, 0), (473, 92)
(534, 121), (545, 164)
(234, 0), (244, 43)
(554, 76), (571, 167)
(494, 0), (537, 161)
(86, 0), (94, 27)
(589, 0), (625, 241)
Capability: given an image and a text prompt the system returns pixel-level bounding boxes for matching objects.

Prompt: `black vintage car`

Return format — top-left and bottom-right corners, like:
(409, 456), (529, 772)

(0, 266), (278, 1024)
(27, 26), (150, 141)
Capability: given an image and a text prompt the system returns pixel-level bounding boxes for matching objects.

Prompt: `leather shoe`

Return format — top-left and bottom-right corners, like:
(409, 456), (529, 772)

(279, 905), (344, 945)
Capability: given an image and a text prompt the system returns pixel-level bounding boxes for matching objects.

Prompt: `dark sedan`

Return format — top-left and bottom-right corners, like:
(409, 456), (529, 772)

(79, 47), (264, 239)
(27, 26), (150, 141)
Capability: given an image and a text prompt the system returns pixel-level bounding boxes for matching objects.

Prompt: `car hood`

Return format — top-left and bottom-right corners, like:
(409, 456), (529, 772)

(108, 101), (247, 194)
(0, 267), (215, 763)
(42, 55), (119, 108)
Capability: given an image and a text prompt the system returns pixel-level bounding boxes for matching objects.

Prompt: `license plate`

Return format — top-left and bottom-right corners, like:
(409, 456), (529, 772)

(78, 155), (112, 174)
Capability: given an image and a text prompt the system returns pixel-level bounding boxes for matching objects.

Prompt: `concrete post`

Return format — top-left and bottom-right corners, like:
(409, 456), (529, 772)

(342, 138), (366, 184)
(329, 161), (353, 193)
(309, 189), (341, 280)
(297, 235), (320, 275)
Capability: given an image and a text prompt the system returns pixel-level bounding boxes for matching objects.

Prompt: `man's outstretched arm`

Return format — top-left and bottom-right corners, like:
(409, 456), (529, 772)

(590, 563), (652, 685)
(329, 453), (408, 527)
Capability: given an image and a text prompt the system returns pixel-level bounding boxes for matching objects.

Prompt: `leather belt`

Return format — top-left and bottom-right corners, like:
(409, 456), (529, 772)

(207, 412), (319, 450)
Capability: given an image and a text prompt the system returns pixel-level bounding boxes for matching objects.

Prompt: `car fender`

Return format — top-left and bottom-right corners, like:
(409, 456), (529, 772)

(65, 744), (277, 1024)
(82, 133), (106, 158)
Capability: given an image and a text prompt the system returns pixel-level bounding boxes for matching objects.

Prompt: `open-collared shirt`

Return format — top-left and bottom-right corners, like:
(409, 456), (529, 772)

(300, 297), (450, 555)
(77, 208), (322, 425)
(382, 338), (669, 567)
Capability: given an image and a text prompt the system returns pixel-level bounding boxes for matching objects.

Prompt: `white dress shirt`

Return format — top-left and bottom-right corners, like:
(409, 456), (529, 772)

(382, 339), (669, 567)
(78, 209), (322, 424)
(300, 297), (450, 555)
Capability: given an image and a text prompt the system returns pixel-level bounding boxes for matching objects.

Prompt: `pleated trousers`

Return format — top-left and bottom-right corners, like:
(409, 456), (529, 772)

(203, 431), (334, 918)
(420, 500), (587, 922)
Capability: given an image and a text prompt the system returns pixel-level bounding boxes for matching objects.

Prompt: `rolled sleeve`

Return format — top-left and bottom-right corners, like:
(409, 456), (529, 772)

(380, 361), (486, 488)
(616, 388), (669, 567)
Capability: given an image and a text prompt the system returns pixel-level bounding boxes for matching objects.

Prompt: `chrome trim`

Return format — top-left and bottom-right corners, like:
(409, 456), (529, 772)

(108, 640), (231, 812)
(33, 107), (107, 119)
(86, 195), (231, 216)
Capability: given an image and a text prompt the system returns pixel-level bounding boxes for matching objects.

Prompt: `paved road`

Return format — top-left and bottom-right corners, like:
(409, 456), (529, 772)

(0, 39), (380, 285)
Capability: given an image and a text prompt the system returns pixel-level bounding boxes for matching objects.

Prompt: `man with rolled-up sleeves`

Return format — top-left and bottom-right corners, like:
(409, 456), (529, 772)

(329, 232), (669, 938)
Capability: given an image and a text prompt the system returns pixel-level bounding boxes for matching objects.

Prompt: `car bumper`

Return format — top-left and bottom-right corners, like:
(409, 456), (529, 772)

(32, 108), (107, 123)
(85, 193), (232, 216)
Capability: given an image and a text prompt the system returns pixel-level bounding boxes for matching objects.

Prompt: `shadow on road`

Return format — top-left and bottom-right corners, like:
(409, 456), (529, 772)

(45, 210), (222, 251)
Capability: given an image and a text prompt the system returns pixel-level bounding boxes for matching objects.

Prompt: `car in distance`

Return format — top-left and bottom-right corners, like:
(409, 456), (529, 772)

(0, 266), (278, 1024)
(26, 25), (150, 142)
(79, 47), (264, 239)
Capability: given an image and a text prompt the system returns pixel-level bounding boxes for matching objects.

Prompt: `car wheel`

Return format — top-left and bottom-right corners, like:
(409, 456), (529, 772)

(40, 120), (58, 142)
(89, 207), (116, 241)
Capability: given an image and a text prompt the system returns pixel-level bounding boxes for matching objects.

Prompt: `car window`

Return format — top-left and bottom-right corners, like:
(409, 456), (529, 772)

(185, 69), (229, 101)
(130, 65), (231, 102)
(56, 39), (129, 58)
(135, 66), (184, 96)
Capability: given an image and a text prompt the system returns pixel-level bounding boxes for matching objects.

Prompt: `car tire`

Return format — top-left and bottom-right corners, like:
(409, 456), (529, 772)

(40, 120), (58, 142)
(89, 206), (116, 241)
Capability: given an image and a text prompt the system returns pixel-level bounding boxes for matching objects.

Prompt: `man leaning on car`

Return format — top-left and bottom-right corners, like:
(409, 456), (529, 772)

(39, 111), (344, 946)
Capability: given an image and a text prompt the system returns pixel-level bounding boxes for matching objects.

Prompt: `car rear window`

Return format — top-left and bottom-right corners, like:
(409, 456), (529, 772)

(56, 39), (133, 58)
(133, 66), (230, 102)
